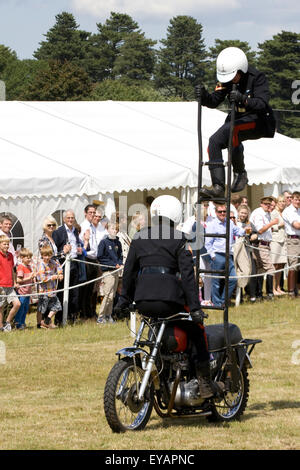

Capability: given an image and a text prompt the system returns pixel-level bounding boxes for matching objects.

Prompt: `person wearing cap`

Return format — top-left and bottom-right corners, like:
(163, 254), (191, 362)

(195, 47), (275, 199)
(249, 197), (278, 300)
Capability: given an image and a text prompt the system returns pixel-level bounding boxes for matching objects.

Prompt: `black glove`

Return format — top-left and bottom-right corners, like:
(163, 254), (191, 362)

(190, 309), (208, 325)
(195, 85), (208, 102)
(229, 89), (247, 105)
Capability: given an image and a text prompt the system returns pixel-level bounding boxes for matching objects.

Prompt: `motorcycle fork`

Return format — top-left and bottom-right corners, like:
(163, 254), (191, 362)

(138, 321), (166, 401)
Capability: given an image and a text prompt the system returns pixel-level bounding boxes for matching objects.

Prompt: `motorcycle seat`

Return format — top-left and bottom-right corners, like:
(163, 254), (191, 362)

(205, 323), (242, 351)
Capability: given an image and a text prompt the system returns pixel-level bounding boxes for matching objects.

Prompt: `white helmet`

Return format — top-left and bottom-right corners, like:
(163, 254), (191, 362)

(216, 47), (248, 83)
(150, 195), (182, 225)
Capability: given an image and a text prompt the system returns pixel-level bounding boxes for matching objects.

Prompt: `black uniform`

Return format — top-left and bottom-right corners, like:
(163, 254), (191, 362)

(202, 65), (275, 176)
(118, 219), (209, 363)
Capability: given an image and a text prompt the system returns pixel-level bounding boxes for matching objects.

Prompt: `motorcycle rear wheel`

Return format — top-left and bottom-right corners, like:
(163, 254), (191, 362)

(104, 358), (154, 433)
(208, 364), (249, 422)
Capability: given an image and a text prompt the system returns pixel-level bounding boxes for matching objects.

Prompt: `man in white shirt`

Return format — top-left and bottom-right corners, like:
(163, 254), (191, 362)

(250, 197), (278, 299)
(79, 204), (100, 319)
(205, 203), (245, 306)
(282, 191), (300, 296)
(0, 215), (17, 266)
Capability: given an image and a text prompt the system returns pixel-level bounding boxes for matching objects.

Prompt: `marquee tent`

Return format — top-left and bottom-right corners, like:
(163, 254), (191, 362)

(0, 100), (299, 252)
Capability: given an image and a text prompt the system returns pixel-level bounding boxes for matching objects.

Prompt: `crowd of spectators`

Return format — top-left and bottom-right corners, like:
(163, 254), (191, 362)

(0, 190), (299, 331)
(181, 191), (300, 306)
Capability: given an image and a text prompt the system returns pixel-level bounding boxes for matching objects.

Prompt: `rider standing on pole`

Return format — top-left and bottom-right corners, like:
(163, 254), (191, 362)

(196, 47), (275, 199)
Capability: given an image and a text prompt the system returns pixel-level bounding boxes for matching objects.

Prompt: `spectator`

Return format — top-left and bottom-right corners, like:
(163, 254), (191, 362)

(79, 204), (100, 319)
(112, 212), (131, 265)
(270, 195), (287, 296)
(52, 209), (82, 324)
(93, 210), (108, 246)
(0, 215), (17, 266)
(36, 246), (63, 329)
(282, 191), (300, 297)
(231, 195), (243, 219)
(128, 213), (147, 239)
(38, 216), (58, 257)
(241, 196), (249, 205)
(14, 248), (35, 330)
(205, 203), (245, 306)
(283, 191), (292, 207)
(97, 223), (123, 324)
(236, 204), (258, 302)
(250, 197), (278, 300)
(0, 234), (20, 332)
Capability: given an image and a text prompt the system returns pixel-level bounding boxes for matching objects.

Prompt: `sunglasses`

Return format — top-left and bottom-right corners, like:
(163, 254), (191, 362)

(47, 224), (56, 227)
(217, 210), (226, 214)
(230, 216), (236, 219)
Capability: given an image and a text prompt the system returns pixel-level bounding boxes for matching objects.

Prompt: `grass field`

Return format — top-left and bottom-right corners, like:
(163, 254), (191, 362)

(0, 296), (299, 450)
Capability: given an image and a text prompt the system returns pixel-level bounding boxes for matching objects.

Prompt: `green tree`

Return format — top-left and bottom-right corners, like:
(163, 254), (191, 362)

(0, 44), (17, 75)
(206, 39), (257, 89)
(89, 79), (178, 101)
(89, 12), (142, 82)
(257, 31), (300, 137)
(21, 61), (92, 101)
(113, 32), (156, 84)
(34, 12), (90, 64)
(1, 59), (48, 100)
(154, 16), (207, 100)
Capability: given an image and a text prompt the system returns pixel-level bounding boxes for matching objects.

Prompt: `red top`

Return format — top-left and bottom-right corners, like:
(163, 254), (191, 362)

(0, 251), (14, 287)
(17, 263), (32, 295)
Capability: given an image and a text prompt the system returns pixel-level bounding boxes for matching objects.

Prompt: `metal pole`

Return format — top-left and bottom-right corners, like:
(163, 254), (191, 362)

(196, 96), (203, 284)
(62, 254), (71, 326)
(224, 84), (239, 392)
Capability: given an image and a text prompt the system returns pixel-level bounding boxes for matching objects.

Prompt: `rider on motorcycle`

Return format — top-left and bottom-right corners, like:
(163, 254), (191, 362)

(116, 195), (219, 398)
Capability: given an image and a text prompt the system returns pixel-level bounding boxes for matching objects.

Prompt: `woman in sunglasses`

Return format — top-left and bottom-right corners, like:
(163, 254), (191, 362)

(38, 216), (59, 259)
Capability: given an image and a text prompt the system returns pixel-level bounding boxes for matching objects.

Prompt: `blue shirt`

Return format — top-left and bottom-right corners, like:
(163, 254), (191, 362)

(205, 218), (245, 259)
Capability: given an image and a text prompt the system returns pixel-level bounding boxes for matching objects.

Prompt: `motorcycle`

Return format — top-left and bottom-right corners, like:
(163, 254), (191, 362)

(104, 310), (261, 433)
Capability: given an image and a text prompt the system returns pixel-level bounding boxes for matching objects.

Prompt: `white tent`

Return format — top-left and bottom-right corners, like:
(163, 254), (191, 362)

(0, 100), (299, 252)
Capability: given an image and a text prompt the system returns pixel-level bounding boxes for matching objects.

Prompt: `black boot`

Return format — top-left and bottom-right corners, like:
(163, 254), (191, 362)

(231, 170), (248, 193)
(199, 166), (225, 199)
(196, 361), (224, 399)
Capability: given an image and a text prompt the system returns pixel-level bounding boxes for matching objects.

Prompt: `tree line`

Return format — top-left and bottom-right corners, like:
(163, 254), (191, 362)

(0, 11), (299, 137)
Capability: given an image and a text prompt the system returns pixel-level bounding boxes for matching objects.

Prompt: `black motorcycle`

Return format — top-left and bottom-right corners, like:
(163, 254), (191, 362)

(104, 311), (261, 433)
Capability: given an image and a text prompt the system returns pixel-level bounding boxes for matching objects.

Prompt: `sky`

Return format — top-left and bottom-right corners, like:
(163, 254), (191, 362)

(0, 0), (299, 59)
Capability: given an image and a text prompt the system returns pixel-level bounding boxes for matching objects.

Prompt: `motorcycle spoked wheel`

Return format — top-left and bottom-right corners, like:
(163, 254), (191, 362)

(104, 358), (154, 433)
(207, 364), (249, 422)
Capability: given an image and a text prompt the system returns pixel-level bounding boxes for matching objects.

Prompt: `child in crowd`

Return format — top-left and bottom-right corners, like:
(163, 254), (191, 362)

(15, 248), (35, 330)
(36, 246), (63, 329)
(97, 223), (123, 324)
(0, 235), (21, 332)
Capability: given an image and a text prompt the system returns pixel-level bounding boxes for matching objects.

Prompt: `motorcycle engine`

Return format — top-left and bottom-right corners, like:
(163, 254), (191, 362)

(169, 379), (204, 407)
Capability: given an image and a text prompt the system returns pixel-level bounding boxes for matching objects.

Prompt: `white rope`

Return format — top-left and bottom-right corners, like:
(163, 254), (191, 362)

(0, 262), (123, 299)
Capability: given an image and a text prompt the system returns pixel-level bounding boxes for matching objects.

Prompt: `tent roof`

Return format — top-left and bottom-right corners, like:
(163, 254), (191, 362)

(0, 100), (299, 199)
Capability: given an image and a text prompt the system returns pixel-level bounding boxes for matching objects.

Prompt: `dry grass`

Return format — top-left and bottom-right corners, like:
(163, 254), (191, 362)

(0, 297), (299, 450)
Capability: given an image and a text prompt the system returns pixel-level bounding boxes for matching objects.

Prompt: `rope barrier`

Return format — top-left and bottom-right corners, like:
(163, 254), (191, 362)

(0, 239), (298, 298)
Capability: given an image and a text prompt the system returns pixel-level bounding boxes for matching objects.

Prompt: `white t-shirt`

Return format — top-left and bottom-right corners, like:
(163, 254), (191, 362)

(250, 207), (272, 242)
(282, 204), (300, 236)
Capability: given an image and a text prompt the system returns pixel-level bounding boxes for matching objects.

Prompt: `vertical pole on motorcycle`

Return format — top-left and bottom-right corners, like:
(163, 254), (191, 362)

(224, 84), (239, 391)
(195, 95), (203, 284)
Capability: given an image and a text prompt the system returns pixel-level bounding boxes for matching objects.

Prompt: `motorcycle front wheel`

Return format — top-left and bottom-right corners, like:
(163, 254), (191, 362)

(104, 358), (154, 433)
(208, 364), (249, 422)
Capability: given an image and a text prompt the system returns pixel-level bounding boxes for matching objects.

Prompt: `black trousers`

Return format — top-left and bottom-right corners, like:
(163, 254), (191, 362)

(79, 261), (99, 318)
(208, 117), (266, 172)
(136, 300), (209, 363)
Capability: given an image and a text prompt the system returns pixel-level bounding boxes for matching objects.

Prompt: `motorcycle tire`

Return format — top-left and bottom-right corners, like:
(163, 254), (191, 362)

(104, 358), (154, 433)
(207, 364), (249, 422)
